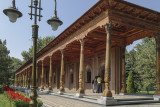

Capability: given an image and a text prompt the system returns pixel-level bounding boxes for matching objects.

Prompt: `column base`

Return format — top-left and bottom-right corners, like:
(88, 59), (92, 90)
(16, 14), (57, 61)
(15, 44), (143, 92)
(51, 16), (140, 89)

(97, 96), (117, 105)
(75, 93), (85, 98)
(103, 90), (112, 97)
(153, 95), (160, 101)
(57, 91), (64, 95)
(49, 86), (52, 91)
(77, 88), (85, 94)
(41, 86), (44, 90)
(119, 93), (127, 95)
(59, 87), (65, 92)
(154, 90), (160, 95)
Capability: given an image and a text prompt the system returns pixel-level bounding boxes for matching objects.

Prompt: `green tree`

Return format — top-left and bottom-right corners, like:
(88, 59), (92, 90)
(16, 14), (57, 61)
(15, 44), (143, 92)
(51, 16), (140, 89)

(0, 40), (11, 85)
(127, 72), (135, 93)
(9, 57), (23, 80)
(126, 49), (140, 92)
(21, 36), (55, 62)
(125, 49), (136, 78)
(134, 38), (156, 92)
(126, 37), (156, 93)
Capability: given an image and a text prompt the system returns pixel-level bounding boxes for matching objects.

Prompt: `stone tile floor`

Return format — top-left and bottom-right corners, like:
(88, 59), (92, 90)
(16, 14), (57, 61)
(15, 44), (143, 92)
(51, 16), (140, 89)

(39, 95), (102, 107)
(38, 94), (160, 107)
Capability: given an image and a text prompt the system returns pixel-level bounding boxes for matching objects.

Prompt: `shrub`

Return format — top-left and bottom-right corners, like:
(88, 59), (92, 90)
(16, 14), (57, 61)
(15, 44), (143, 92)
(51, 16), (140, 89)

(14, 99), (29, 107)
(127, 72), (135, 93)
(37, 99), (43, 107)
(0, 85), (4, 93)
(3, 86), (43, 107)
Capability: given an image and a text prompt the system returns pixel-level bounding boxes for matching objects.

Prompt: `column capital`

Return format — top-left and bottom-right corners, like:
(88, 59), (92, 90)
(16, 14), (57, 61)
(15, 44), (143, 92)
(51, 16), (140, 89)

(103, 22), (113, 33)
(49, 55), (53, 59)
(41, 60), (44, 64)
(79, 38), (85, 46)
(49, 55), (53, 64)
(60, 49), (65, 54)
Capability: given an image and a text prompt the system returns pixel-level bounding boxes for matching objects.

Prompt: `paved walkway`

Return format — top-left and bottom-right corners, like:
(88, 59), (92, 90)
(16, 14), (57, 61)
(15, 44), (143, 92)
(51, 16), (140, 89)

(38, 94), (160, 107)
(38, 95), (103, 107)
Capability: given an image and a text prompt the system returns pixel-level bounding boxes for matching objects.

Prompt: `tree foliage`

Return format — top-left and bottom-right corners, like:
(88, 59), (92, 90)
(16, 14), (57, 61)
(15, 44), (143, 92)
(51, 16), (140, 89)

(127, 72), (135, 93)
(126, 38), (156, 93)
(9, 57), (23, 79)
(0, 40), (11, 85)
(21, 36), (55, 62)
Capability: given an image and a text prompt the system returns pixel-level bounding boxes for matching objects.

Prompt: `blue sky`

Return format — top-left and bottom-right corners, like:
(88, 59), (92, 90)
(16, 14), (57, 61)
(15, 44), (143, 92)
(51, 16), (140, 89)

(0, 0), (159, 60)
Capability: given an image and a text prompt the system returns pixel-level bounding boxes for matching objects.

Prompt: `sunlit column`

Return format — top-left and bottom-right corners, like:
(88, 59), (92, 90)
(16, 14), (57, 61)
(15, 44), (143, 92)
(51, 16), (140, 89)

(21, 73), (22, 87)
(26, 70), (28, 88)
(41, 60), (44, 89)
(59, 49), (65, 92)
(49, 56), (53, 90)
(77, 39), (85, 95)
(28, 68), (31, 88)
(120, 47), (127, 93)
(103, 23), (113, 97)
(22, 72), (24, 87)
(36, 64), (39, 87)
(15, 75), (17, 86)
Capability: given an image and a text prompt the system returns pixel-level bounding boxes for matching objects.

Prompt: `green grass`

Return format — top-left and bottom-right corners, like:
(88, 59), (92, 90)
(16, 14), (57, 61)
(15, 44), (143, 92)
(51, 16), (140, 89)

(136, 91), (155, 95)
(0, 94), (11, 107)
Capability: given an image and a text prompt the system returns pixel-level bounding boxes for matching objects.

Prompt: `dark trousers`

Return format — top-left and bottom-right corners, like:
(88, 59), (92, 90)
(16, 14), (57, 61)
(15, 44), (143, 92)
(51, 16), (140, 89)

(96, 83), (102, 93)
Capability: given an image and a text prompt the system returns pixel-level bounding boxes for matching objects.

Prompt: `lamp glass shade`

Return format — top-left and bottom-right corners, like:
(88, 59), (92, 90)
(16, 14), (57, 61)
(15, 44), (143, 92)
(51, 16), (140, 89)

(7, 11), (19, 23)
(49, 21), (61, 31)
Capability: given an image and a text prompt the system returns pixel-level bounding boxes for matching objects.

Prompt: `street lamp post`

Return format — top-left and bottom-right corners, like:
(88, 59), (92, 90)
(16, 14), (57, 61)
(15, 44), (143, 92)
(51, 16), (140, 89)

(3, 0), (63, 107)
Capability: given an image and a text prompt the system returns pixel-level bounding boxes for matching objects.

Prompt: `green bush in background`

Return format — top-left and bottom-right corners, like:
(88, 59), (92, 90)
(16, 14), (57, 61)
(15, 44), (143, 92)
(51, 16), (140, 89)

(127, 72), (136, 93)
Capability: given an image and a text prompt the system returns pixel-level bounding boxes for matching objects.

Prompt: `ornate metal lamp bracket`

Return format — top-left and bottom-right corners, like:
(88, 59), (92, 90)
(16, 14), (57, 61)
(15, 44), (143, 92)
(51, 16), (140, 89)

(29, 0), (43, 21)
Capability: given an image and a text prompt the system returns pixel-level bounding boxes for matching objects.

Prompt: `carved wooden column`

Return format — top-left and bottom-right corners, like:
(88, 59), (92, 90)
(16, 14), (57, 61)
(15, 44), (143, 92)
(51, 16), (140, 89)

(24, 70), (27, 88)
(59, 50), (65, 92)
(28, 69), (30, 88)
(28, 68), (31, 88)
(24, 72), (26, 87)
(103, 23), (113, 97)
(24, 72), (25, 87)
(21, 73), (22, 87)
(77, 39), (85, 96)
(36, 64), (39, 87)
(120, 47), (127, 94)
(24, 71), (26, 87)
(26, 70), (28, 88)
(154, 35), (160, 95)
(23, 73), (25, 87)
(19, 75), (21, 86)
(15, 75), (17, 86)
(17, 75), (19, 86)
(49, 56), (53, 90)
(19, 75), (20, 86)
(41, 60), (44, 89)
(22, 72), (24, 87)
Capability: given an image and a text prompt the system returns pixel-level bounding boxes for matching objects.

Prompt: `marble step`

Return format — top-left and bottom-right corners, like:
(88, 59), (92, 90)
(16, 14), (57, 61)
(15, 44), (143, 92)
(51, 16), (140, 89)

(117, 97), (153, 101)
(117, 100), (160, 105)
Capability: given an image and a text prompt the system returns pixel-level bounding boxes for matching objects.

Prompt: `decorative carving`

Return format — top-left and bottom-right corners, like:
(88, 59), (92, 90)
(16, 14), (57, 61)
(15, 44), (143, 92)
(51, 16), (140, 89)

(49, 55), (53, 90)
(77, 38), (85, 94)
(120, 47), (127, 93)
(103, 22), (113, 97)
(41, 60), (44, 89)
(36, 65), (38, 87)
(60, 49), (65, 92)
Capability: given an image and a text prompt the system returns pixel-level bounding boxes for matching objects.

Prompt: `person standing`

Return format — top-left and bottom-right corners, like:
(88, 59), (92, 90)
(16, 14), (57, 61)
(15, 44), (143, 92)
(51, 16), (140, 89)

(92, 77), (97, 93)
(96, 76), (102, 93)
